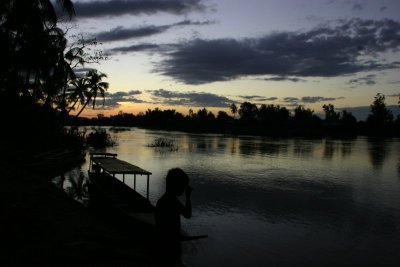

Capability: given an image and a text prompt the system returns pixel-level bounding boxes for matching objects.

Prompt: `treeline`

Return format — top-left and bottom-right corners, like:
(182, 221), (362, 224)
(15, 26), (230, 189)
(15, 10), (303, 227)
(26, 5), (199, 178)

(71, 93), (400, 138)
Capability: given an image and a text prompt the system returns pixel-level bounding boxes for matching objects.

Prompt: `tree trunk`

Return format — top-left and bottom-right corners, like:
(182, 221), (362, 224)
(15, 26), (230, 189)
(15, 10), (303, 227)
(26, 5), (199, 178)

(68, 98), (79, 114)
(75, 100), (89, 118)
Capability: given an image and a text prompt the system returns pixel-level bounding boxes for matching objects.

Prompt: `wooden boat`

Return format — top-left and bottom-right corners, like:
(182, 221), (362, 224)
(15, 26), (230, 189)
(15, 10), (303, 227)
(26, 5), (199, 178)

(27, 148), (85, 176)
(88, 153), (208, 240)
(88, 152), (155, 226)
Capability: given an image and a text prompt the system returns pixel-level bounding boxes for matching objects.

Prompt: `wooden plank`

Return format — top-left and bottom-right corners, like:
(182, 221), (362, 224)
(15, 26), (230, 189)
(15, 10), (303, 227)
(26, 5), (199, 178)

(92, 157), (152, 175)
(90, 152), (117, 158)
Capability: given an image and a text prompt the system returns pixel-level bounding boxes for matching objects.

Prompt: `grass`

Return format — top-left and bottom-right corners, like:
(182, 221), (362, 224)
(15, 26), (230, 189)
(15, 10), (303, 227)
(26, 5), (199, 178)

(147, 137), (178, 151)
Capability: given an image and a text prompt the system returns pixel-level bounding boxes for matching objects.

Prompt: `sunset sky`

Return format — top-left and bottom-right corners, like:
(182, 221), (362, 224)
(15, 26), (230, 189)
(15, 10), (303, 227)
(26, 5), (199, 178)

(63, 0), (400, 119)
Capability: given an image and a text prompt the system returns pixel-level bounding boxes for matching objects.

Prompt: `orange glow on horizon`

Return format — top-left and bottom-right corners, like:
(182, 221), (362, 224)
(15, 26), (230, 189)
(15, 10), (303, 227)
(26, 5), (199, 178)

(74, 103), (233, 118)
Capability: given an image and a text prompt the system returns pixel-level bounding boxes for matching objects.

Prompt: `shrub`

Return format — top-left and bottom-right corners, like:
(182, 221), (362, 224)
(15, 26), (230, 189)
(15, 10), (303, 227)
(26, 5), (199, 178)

(148, 137), (177, 151)
(86, 128), (115, 148)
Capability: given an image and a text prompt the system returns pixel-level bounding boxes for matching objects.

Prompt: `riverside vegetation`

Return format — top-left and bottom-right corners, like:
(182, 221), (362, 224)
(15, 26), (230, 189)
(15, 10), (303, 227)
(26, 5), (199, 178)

(72, 93), (400, 138)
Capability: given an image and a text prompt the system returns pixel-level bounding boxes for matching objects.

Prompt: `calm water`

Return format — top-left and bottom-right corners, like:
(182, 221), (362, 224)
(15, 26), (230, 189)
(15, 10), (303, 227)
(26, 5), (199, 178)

(55, 127), (400, 266)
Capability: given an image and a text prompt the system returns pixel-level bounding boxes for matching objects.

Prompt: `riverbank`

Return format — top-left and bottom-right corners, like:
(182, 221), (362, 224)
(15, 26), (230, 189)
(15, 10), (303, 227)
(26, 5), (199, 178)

(0, 154), (157, 266)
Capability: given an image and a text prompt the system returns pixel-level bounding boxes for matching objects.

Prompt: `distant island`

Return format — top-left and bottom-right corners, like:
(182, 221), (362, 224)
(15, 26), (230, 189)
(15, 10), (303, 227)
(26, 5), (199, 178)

(70, 93), (400, 138)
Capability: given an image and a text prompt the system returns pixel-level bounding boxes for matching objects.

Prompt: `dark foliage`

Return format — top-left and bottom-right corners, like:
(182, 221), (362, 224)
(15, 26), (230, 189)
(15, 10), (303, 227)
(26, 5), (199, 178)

(0, 0), (110, 158)
(86, 128), (115, 148)
(70, 94), (400, 138)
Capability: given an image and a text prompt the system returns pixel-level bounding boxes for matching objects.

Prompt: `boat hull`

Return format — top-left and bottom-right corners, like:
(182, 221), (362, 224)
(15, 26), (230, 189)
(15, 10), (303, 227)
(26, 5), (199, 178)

(88, 172), (155, 226)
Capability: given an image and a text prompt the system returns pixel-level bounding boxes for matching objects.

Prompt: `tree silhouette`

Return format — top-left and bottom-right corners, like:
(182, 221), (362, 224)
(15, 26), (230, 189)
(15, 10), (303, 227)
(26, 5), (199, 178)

(217, 111), (233, 124)
(323, 104), (340, 122)
(340, 110), (357, 126)
(68, 76), (90, 113)
(294, 105), (316, 123)
(367, 93), (393, 128)
(239, 102), (258, 121)
(230, 103), (238, 117)
(0, 0), (75, 100)
(258, 104), (289, 124)
(75, 70), (109, 118)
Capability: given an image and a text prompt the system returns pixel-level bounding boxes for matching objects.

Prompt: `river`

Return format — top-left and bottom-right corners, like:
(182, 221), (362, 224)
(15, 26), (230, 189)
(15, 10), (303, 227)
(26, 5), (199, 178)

(55, 127), (400, 266)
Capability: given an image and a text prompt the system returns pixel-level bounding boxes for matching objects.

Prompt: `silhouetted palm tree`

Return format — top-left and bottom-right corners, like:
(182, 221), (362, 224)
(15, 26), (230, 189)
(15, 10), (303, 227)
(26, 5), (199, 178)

(75, 70), (109, 118)
(1, 0), (75, 101)
(230, 103), (238, 117)
(68, 76), (90, 113)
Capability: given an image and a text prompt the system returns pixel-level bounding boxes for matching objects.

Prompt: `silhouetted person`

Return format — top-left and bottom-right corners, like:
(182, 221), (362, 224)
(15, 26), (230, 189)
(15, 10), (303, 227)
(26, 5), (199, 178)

(155, 168), (192, 267)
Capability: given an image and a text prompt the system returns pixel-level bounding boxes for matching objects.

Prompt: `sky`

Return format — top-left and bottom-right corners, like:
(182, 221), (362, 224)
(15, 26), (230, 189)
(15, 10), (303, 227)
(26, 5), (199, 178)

(61, 0), (400, 119)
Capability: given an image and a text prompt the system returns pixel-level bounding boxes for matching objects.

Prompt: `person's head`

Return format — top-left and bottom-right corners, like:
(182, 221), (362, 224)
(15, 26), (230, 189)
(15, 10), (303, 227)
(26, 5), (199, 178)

(166, 168), (189, 195)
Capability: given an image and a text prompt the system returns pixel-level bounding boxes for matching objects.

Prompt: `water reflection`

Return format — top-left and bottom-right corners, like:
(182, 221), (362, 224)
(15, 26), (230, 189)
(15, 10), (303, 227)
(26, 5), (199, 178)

(322, 139), (355, 159)
(192, 174), (356, 227)
(293, 139), (317, 157)
(258, 140), (289, 156)
(398, 159), (400, 179)
(323, 139), (338, 159)
(341, 139), (354, 157)
(368, 138), (389, 170)
(229, 137), (239, 154)
(56, 129), (400, 266)
(53, 168), (90, 206)
(236, 137), (287, 157)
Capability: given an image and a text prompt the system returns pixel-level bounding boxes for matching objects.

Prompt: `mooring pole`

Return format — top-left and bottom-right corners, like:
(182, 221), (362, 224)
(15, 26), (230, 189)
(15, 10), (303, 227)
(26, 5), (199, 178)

(146, 174), (150, 199)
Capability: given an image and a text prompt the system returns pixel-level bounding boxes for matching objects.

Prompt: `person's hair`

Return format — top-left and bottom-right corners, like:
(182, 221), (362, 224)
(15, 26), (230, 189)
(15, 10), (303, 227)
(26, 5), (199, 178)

(166, 168), (189, 191)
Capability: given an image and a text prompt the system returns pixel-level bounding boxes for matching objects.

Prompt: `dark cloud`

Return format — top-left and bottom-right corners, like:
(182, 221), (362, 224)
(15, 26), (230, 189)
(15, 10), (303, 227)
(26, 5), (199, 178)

(282, 97), (299, 103)
(95, 101), (121, 110)
(74, 67), (98, 77)
(301, 96), (341, 103)
(174, 20), (214, 27)
(96, 25), (169, 42)
(264, 76), (306, 82)
(95, 20), (214, 42)
(281, 96), (343, 106)
(148, 89), (234, 107)
(351, 3), (364, 11)
(239, 95), (278, 101)
(108, 43), (161, 54)
(156, 18), (400, 84)
(380, 6), (387, 12)
(72, 0), (207, 19)
(128, 90), (142, 95)
(99, 90), (146, 109)
(106, 90), (142, 98)
(348, 74), (377, 86)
